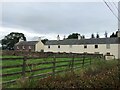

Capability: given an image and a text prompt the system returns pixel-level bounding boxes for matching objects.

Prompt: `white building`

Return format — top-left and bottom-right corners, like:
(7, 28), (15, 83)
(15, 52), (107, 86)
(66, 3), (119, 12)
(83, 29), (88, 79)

(44, 33), (120, 59)
(15, 37), (44, 52)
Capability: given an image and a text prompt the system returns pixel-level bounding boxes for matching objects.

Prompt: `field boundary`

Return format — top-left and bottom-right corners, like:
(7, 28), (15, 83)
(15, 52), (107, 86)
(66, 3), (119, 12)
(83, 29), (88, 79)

(1, 54), (103, 85)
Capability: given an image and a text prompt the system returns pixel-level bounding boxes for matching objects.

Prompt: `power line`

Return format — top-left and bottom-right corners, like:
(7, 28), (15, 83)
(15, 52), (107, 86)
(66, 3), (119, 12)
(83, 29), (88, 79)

(112, 2), (120, 14)
(103, 0), (120, 22)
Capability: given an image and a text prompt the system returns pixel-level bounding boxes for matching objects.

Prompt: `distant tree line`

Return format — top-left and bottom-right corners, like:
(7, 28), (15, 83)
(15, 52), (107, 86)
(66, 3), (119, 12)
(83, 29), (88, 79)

(110, 31), (118, 38)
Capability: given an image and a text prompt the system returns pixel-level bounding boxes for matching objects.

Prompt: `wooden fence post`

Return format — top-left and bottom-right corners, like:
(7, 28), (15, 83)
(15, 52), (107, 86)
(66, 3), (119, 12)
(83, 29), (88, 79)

(82, 55), (85, 67)
(52, 56), (56, 76)
(90, 56), (92, 65)
(118, 59), (120, 85)
(22, 56), (27, 77)
(71, 55), (74, 70)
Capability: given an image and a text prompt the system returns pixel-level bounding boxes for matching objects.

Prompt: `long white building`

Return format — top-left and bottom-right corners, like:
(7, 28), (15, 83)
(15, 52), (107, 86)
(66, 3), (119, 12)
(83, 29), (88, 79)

(44, 32), (120, 59)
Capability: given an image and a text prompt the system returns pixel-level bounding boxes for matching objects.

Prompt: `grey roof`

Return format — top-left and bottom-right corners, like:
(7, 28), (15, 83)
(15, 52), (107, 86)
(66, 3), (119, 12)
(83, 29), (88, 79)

(16, 41), (38, 46)
(45, 37), (120, 45)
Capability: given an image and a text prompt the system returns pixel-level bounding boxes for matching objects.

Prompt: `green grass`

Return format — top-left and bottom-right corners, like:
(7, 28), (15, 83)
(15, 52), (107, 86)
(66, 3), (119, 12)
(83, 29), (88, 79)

(2, 55), (98, 88)
(2, 56), (23, 58)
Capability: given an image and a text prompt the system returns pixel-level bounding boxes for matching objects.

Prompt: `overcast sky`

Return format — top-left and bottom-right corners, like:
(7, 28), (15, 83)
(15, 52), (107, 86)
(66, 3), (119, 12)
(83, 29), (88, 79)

(0, 1), (118, 41)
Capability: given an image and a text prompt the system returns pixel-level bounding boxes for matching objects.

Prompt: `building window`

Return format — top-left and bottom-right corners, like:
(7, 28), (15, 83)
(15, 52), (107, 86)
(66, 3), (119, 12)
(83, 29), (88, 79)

(29, 46), (31, 49)
(48, 45), (50, 48)
(17, 46), (19, 49)
(58, 45), (60, 48)
(106, 52), (110, 55)
(84, 45), (87, 49)
(95, 45), (98, 48)
(69, 45), (72, 48)
(106, 44), (110, 49)
(22, 46), (25, 49)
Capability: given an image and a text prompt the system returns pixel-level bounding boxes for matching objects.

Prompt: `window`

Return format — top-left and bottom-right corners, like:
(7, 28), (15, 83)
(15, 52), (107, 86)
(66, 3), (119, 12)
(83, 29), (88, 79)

(58, 45), (60, 48)
(95, 45), (98, 48)
(84, 45), (87, 49)
(48, 45), (50, 48)
(106, 52), (110, 55)
(22, 46), (25, 49)
(29, 46), (31, 49)
(106, 44), (110, 49)
(17, 46), (19, 49)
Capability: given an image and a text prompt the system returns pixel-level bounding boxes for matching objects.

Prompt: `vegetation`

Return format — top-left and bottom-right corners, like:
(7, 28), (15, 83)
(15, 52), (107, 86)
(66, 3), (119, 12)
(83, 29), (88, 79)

(110, 30), (118, 38)
(67, 33), (85, 39)
(37, 60), (119, 88)
(1, 32), (26, 50)
(2, 55), (119, 89)
(3, 59), (118, 88)
(41, 39), (48, 44)
(2, 55), (96, 88)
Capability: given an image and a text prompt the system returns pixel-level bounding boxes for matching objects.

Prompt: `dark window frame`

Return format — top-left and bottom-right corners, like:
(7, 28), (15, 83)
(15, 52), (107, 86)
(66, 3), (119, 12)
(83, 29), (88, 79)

(95, 45), (98, 49)
(84, 45), (87, 49)
(48, 45), (50, 48)
(106, 52), (110, 55)
(58, 45), (60, 48)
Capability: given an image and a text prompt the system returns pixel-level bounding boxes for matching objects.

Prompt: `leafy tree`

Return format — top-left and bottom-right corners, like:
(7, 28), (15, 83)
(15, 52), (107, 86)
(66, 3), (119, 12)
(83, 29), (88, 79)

(91, 33), (95, 38)
(67, 33), (80, 39)
(110, 31), (118, 38)
(1, 32), (26, 50)
(41, 39), (48, 44)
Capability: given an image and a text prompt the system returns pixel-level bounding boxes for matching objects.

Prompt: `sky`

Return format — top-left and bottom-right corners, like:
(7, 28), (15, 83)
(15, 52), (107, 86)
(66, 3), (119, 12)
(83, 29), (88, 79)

(0, 0), (119, 41)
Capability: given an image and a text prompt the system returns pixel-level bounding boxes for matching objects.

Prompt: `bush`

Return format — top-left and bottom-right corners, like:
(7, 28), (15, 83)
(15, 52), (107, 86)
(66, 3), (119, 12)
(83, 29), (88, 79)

(37, 60), (119, 88)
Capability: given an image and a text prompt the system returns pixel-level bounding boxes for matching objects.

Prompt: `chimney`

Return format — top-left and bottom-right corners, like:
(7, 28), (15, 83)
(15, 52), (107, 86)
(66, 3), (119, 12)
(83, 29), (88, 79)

(57, 35), (60, 41)
(78, 34), (81, 40)
(117, 29), (120, 37)
(38, 37), (41, 41)
(63, 35), (66, 40)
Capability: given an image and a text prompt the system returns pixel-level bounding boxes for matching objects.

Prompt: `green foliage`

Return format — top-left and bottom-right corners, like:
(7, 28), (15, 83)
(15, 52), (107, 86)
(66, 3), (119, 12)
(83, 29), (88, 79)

(1, 32), (26, 50)
(67, 33), (80, 39)
(110, 31), (118, 38)
(41, 39), (48, 44)
(37, 60), (119, 88)
(16, 77), (38, 88)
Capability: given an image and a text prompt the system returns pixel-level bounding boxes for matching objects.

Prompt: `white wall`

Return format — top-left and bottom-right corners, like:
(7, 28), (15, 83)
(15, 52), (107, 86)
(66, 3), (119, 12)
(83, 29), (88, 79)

(118, 44), (120, 59)
(35, 41), (44, 52)
(44, 44), (119, 59)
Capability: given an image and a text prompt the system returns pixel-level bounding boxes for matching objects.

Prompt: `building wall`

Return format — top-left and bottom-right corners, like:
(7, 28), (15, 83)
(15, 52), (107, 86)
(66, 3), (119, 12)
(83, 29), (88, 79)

(118, 44), (120, 59)
(35, 41), (44, 52)
(44, 44), (119, 59)
(15, 45), (35, 52)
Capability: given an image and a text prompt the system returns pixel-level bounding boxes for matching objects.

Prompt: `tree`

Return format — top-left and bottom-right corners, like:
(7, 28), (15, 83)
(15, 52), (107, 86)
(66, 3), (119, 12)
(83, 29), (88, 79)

(41, 39), (48, 44)
(1, 32), (26, 50)
(67, 33), (80, 39)
(110, 31), (118, 38)
(91, 33), (95, 38)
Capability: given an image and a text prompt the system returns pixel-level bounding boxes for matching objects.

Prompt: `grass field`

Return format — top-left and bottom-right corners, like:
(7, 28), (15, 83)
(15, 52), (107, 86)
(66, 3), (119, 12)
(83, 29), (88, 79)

(2, 55), (96, 84)
(2, 55), (118, 88)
